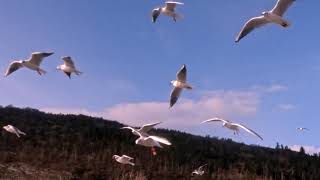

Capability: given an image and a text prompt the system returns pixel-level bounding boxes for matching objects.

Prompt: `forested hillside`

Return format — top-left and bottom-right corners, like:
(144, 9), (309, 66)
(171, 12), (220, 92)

(0, 106), (319, 180)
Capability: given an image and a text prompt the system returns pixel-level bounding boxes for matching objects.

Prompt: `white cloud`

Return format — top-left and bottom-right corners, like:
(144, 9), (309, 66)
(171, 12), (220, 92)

(40, 84), (285, 130)
(290, 145), (320, 155)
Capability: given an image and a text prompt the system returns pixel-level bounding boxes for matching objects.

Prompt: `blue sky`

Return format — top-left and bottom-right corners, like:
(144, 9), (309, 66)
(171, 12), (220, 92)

(0, 0), (319, 153)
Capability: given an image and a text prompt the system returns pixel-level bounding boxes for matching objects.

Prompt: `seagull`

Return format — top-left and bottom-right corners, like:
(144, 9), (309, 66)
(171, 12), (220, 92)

(112, 155), (135, 166)
(57, 56), (82, 78)
(235, 0), (295, 43)
(126, 128), (171, 155)
(170, 64), (193, 108)
(152, 1), (184, 23)
(192, 164), (207, 176)
(297, 127), (309, 132)
(121, 122), (162, 137)
(201, 118), (263, 140)
(3, 125), (26, 138)
(5, 52), (54, 77)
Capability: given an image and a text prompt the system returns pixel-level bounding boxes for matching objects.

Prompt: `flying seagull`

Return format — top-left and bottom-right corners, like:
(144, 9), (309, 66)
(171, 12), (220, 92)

(170, 64), (193, 108)
(235, 0), (296, 43)
(192, 164), (207, 176)
(152, 1), (184, 23)
(57, 56), (82, 78)
(3, 125), (26, 138)
(112, 155), (135, 166)
(201, 118), (263, 140)
(297, 127), (309, 132)
(5, 52), (54, 77)
(121, 122), (162, 137)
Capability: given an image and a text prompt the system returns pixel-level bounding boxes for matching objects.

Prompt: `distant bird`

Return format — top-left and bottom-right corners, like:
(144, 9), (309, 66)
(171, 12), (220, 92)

(57, 56), (82, 78)
(235, 0), (295, 42)
(297, 127), (309, 132)
(5, 52), (54, 77)
(192, 164), (207, 176)
(201, 118), (263, 140)
(170, 64), (193, 108)
(3, 125), (26, 138)
(152, 1), (184, 23)
(121, 122), (162, 137)
(112, 155), (135, 166)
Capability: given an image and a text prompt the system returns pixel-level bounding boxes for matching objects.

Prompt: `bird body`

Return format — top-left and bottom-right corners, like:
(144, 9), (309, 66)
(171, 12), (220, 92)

(297, 127), (309, 132)
(113, 155), (135, 166)
(121, 122), (161, 137)
(3, 125), (26, 138)
(192, 164), (207, 176)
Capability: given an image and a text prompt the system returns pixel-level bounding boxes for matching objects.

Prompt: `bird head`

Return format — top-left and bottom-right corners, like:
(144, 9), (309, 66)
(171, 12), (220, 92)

(170, 80), (175, 86)
(112, 155), (118, 160)
(262, 11), (268, 16)
(56, 65), (62, 71)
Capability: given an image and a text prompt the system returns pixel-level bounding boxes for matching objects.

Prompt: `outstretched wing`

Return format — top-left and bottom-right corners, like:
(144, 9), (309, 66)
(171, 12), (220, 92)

(271, 0), (295, 17)
(198, 164), (207, 171)
(152, 9), (161, 23)
(165, 1), (184, 11)
(122, 155), (134, 160)
(170, 87), (182, 108)
(149, 135), (172, 145)
(5, 61), (23, 77)
(235, 16), (270, 43)
(201, 118), (230, 124)
(139, 122), (162, 134)
(234, 123), (263, 140)
(29, 52), (54, 66)
(176, 64), (187, 82)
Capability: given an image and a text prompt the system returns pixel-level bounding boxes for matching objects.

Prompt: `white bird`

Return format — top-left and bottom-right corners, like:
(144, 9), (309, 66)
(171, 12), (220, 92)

(5, 52), (54, 77)
(235, 0), (296, 42)
(3, 125), (26, 138)
(192, 164), (207, 176)
(112, 155), (135, 166)
(170, 64), (193, 108)
(152, 1), (184, 23)
(201, 118), (263, 140)
(297, 127), (309, 132)
(57, 56), (82, 78)
(121, 122), (162, 137)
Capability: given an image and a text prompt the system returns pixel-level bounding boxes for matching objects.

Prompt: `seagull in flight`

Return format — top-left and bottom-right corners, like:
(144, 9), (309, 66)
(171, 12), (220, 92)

(170, 64), (193, 108)
(121, 122), (162, 137)
(297, 127), (309, 132)
(152, 1), (184, 23)
(57, 56), (82, 78)
(3, 125), (26, 138)
(201, 118), (263, 140)
(235, 0), (296, 43)
(112, 155), (135, 166)
(192, 164), (207, 176)
(5, 52), (54, 77)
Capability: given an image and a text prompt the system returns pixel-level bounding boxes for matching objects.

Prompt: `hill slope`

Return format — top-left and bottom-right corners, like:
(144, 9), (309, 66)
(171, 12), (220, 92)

(0, 106), (319, 180)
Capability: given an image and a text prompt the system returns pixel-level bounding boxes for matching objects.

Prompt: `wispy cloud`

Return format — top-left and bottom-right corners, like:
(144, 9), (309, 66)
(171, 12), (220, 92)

(41, 84), (286, 131)
(277, 104), (295, 111)
(290, 145), (320, 155)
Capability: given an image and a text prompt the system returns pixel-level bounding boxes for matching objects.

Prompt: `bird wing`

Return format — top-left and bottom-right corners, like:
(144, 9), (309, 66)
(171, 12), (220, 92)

(235, 16), (270, 43)
(149, 135), (172, 145)
(122, 155), (134, 160)
(121, 126), (136, 133)
(139, 122), (162, 134)
(152, 9), (161, 23)
(165, 1), (184, 11)
(198, 164), (208, 171)
(176, 64), (187, 82)
(271, 0), (295, 17)
(29, 52), (54, 66)
(5, 61), (23, 76)
(62, 56), (75, 68)
(201, 118), (229, 124)
(233, 123), (263, 140)
(170, 87), (182, 108)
